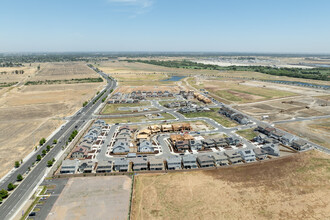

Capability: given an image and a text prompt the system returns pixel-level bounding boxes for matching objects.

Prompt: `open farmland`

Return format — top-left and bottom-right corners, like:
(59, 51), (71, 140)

(0, 62), (105, 179)
(47, 176), (132, 220)
(32, 62), (100, 81)
(131, 150), (330, 220)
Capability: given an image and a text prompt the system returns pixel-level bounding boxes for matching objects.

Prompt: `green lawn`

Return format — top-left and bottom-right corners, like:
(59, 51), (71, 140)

(159, 101), (175, 107)
(182, 108), (238, 127)
(236, 128), (258, 140)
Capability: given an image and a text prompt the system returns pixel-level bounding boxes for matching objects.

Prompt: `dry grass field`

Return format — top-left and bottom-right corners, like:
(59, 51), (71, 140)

(97, 60), (216, 75)
(277, 119), (330, 149)
(0, 62), (105, 179)
(115, 85), (181, 94)
(47, 176), (132, 220)
(103, 113), (176, 124)
(100, 59), (330, 86)
(101, 102), (153, 114)
(131, 150), (330, 220)
(32, 62), (99, 81)
(0, 64), (39, 84)
(187, 78), (298, 104)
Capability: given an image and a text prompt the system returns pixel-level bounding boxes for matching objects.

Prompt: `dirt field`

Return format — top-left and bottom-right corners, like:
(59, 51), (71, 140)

(131, 150), (330, 220)
(277, 119), (330, 149)
(236, 96), (330, 121)
(0, 62), (105, 179)
(47, 176), (132, 220)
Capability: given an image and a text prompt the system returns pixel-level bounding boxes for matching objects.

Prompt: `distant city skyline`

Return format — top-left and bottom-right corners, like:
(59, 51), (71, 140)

(1, 0), (330, 53)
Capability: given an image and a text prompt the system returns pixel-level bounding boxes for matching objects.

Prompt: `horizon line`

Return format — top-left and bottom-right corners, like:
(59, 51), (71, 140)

(1, 51), (330, 56)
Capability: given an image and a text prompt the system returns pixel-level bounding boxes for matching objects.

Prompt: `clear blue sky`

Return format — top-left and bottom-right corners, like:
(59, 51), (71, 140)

(1, 0), (330, 53)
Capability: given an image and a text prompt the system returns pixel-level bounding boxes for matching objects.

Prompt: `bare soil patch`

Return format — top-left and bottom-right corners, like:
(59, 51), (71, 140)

(47, 176), (132, 220)
(236, 96), (330, 122)
(277, 119), (330, 149)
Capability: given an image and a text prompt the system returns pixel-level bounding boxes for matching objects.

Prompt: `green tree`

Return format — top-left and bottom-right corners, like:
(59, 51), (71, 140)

(0, 189), (8, 198)
(0, 196), (2, 203)
(17, 174), (23, 181)
(36, 155), (41, 161)
(39, 138), (46, 146)
(35, 146), (38, 151)
(47, 160), (53, 167)
(42, 149), (47, 156)
(7, 183), (14, 191)
(83, 101), (88, 107)
(46, 145), (51, 152)
(53, 139), (57, 144)
(14, 161), (20, 168)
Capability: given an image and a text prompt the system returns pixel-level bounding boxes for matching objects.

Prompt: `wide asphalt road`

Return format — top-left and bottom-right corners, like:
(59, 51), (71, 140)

(0, 68), (116, 220)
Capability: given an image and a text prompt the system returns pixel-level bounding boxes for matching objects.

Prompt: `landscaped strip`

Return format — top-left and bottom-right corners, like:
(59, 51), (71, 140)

(25, 77), (103, 85)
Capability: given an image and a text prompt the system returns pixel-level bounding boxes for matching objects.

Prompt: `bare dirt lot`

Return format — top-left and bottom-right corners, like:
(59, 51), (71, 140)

(47, 176), (132, 220)
(277, 119), (330, 149)
(131, 150), (330, 220)
(236, 96), (330, 121)
(0, 62), (105, 179)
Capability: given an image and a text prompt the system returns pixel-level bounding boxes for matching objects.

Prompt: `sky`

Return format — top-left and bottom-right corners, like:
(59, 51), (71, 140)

(0, 0), (330, 53)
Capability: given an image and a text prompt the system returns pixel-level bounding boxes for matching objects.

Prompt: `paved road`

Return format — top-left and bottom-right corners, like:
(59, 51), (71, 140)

(36, 178), (68, 220)
(0, 67), (117, 220)
(97, 125), (118, 161)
